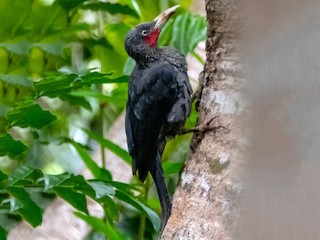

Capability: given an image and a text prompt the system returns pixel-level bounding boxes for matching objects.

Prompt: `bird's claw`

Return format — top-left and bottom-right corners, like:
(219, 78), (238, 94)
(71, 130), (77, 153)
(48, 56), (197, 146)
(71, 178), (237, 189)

(179, 116), (229, 135)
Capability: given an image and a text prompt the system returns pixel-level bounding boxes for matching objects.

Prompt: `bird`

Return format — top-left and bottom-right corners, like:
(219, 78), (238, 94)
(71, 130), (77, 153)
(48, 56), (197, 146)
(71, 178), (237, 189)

(124, 5), (192, 228)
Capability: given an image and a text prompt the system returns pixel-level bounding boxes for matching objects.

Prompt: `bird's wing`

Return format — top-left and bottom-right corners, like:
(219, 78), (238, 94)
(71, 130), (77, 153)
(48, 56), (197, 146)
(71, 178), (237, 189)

(166, 71), (192, 124)
(125, 103), (134, 155)
(125, 64), (177, 181)
(160, 47), (192, 125)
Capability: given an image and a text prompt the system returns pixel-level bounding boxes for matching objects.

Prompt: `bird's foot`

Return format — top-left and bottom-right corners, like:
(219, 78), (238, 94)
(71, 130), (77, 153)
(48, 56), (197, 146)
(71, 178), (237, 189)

(179, 116), (230, 152)
(178, 116), (230, 136)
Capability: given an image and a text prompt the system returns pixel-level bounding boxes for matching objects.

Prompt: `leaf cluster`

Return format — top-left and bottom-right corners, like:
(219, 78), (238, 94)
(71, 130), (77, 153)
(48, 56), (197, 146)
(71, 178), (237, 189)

(0, 0), (206, 239)
(0, 165), (160, 239)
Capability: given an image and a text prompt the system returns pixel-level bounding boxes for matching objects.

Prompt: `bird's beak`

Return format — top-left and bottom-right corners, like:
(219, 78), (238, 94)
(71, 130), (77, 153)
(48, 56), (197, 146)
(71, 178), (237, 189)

(153, 5), (179, 30)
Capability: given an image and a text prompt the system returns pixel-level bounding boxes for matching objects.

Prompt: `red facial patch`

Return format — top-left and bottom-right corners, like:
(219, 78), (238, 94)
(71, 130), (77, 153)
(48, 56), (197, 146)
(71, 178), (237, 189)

(145, 29), (160, 48)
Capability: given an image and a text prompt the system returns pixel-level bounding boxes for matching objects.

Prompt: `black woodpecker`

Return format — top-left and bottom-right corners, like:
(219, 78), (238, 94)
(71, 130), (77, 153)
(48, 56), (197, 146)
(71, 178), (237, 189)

(124, 5), (192, 227)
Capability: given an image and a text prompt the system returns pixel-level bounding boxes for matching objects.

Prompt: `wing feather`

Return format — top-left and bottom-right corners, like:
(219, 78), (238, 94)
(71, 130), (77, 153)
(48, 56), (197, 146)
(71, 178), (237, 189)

(125, 64), (177, 181)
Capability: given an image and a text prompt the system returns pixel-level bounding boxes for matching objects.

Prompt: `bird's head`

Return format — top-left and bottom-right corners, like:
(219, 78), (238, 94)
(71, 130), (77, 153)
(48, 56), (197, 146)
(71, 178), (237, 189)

(125, 5), (179, 62)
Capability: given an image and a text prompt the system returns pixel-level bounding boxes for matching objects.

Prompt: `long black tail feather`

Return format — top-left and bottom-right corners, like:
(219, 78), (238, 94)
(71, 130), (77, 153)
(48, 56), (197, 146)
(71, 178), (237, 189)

(150, 152), (172, 231)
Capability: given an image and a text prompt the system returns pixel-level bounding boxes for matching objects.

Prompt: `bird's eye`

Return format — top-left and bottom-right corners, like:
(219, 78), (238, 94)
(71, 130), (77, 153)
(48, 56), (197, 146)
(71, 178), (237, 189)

(141, 30), (148, 36)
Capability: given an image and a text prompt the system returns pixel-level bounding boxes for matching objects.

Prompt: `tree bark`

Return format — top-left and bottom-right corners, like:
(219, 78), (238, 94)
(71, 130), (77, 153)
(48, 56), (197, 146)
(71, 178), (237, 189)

(161, 0), (245, 239)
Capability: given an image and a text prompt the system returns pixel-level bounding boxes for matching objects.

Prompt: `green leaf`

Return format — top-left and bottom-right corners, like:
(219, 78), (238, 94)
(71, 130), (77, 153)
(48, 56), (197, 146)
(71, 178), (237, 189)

(0, 75), (33, 88)
(72, 175), (97, 197)
(33, 41), (66, 56)
(0, 170), (7, 182)
(63, 22), (91, 33)
(100, 195), (118, 220)
(59, 94), (91, 110)
(82, 38), (113, 50)
(87, 181), (115, 199)
(0, 104), (10, 118)
(173, 13), (206, 54)
(159, 12), (207, 55)
(158, 18), (174, 46)
(130, 0), (160, 21)
(0, 134), (28, 158)
(88, 179), (141, 195)
(173, 12), (190, 54)
(115, 190), (160, 231)
(162, 162), (184, 175)
(70, 89), (127, 107)
(86, 180), (120, 221)
(0, 41), (30, 55)
(34, 73), (78, 98)
(74, 212), (125, 240)
(80, 2), (139, 18)
(105, 23), (131, 58)
(43, 173), (71, 191)
(43, 173), (93, 214)
(6, 101), (56, 129)
(80, 72), (129, 85)
(0, 226), (7, 240)
(8, 165), (43, 187)
(7, 187), (42, 227)
(71, 141), (112, 180)
(94, 46), (124, 75)
(83, 129), (131, 165)
(9, 197), (24, 212)
(123, 57), (135, 75)
(44, 173), (94, 195)
(34, 72), (128, 98)
(53, 188), (88, 214)
(56, 0), (87, 11)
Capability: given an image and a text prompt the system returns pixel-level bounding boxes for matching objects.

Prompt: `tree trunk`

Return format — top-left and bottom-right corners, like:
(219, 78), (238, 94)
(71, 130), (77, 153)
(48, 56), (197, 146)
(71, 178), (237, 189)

(161, 0), (245, 239)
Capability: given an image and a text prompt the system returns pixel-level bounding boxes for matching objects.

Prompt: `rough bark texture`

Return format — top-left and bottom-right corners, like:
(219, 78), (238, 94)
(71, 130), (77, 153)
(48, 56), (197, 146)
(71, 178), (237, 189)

(161, 0), (244, 239)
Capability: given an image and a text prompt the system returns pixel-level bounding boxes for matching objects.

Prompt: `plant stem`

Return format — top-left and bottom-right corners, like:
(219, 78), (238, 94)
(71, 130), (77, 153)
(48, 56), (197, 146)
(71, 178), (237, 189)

(97, 7), (107, 169)
(137, 176), (150, 240)
(99, 103), (110, 225)
(137, 213), (146, 240)
(103, 208), (112, 225)
(100, 103), (106, 168)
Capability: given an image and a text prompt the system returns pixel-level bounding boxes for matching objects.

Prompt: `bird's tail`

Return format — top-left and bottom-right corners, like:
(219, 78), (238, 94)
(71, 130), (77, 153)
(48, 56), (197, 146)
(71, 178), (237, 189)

(150, 152), (172, 230)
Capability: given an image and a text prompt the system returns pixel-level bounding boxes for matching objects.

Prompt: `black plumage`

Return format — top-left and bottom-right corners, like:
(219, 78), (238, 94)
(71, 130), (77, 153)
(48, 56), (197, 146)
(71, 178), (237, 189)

(124, 6), (192, 226)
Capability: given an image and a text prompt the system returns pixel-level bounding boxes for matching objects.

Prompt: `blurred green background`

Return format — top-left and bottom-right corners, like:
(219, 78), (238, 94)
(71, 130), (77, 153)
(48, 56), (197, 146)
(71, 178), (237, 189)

(0, 0), (206, 239)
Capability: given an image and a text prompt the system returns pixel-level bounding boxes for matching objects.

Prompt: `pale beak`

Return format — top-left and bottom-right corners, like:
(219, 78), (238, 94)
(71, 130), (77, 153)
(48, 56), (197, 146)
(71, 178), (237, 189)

(153, 5), (180, 30)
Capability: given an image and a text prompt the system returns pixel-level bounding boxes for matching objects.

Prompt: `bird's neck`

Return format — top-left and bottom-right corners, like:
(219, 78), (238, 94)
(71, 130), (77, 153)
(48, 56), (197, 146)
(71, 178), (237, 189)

(134, 47), (161, 68)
